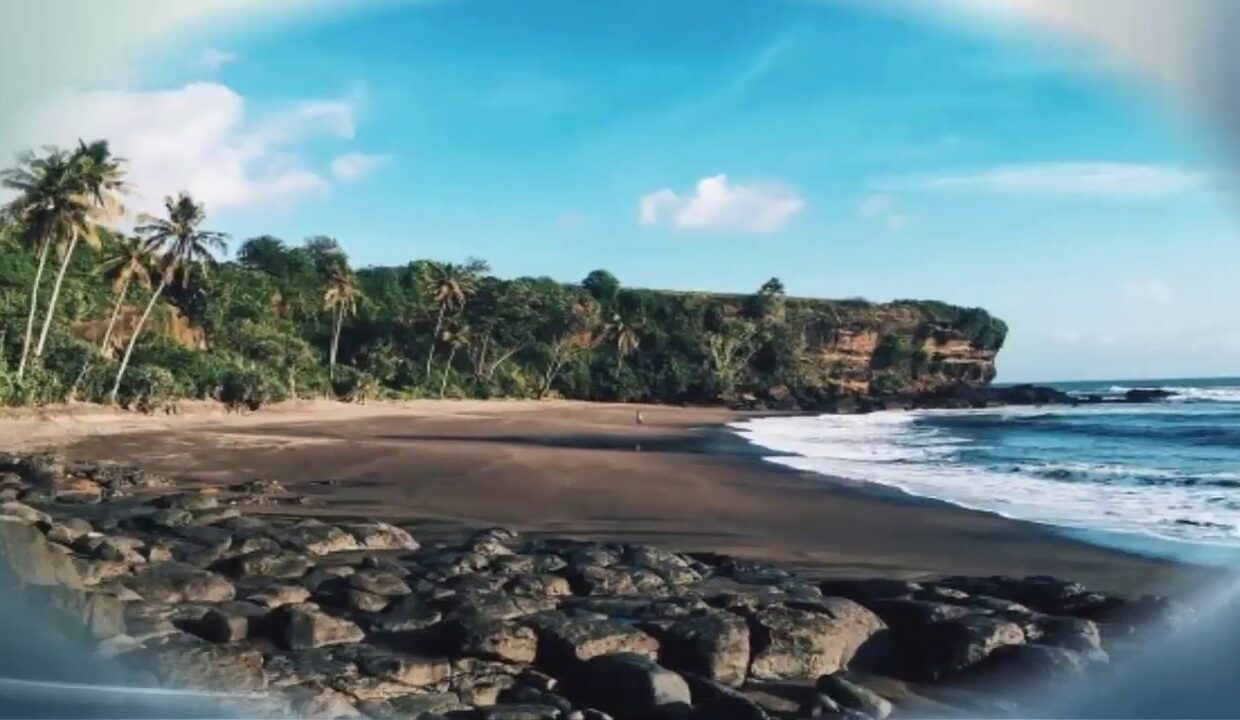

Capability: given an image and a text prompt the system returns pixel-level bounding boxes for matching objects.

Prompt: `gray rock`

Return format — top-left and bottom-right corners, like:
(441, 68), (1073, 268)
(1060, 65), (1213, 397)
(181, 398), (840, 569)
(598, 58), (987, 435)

(275, 519), (359, 555)
(126, 634), (266, 691)
(53, 478), (103, 504)
(264, 646), (360, 687)
(577, 653), (691, 720)
(964, 643), (1091, 689)
(0, 517), (83, 587)
(901, 615), (1026, 681)
(264, 602), (366, 649)
(747, 599), (887, 681)
(570, 564), (666, 596)
(482, 705), (564, 720)
(348, 569), (412, 597)
(660, 609), (751, 687)
(454, 618), (539, 664)
(340, 521), (419, 551)
(243, 583), (312, 608)
(526, 612), (660, 669)
(683, 674), (770, 719)
(150, 491), (220, 512)
(285, 682), (362, 718)
(0, 501), (51, 525)
(357, 650), (452, 687)
(183, 601), (266, 643)
(509, 573), (573, 597)
(816, 674), (893, 720)
(371, 594), (443, 633)
(358, 692), (467, 719)
(27, 584), (126, 639)
(214, 549), (312, 579)
(122, 562), (235, 603)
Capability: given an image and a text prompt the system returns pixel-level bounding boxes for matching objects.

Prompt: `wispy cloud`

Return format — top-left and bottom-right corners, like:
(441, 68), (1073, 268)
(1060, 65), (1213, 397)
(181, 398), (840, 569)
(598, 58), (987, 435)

(1123, 278), (1178, 306)
(330, 151), (391, 182)
(858, 193), (907, 230)
(199, 47), (240, 70)
(885, 162), (1204, 199)
(639, 174), (804, 234)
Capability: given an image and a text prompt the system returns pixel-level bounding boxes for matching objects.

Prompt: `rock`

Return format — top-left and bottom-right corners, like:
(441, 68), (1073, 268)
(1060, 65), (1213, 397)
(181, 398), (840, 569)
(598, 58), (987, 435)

(127, 635), (266, 691)
(213, 550), (312, 579)
(682, 674), (770, 720)
(122, 562), (235, 603)
(74, 558), (130, 586)
(453, 618), (539, 664)
(456, 592), (561, 623)
(348, 569), (412, 597)
(569, 564), (666, 596)
(816, 674), (893, 720)
(341, 521), (419, 551)
(0, 501), (51, 525)
(231, 478), (287, 495)
(1027, 615), (1103, 652)
(264, 602), (366, 650)
(866, 598), (972, 629)
(183, 601), (265, 643)
(244, 583), (313, 608)
(747, 600), (887, 681)
(483, 704), (564, 720)
(509, 574), (573, 597)
(1125, 388), (1174, 403)
(45, 518), (93, 546)
(275, 519), (359, 555)
(817, 579), (921, 602)
(0, 517), (83, 587)
(357, 651), (452, 687)
(900, 616), (1025, 681)
(15, 453), (67, 485)
(285, 682), (362, 718)
(54, 478), (103, 504)
(963, 643), (1090, 689)
(73, 534), (147, 563)
(150, 491), (220, 511)
(264, 647), (360, 687)
(526, 613), (660, 669)
(372, 594), (443, 633)
(660, 610), (751, 687)
(27, 584), (126, 639)
(577, 653), (691, 720)
(357, 692), (467, 719)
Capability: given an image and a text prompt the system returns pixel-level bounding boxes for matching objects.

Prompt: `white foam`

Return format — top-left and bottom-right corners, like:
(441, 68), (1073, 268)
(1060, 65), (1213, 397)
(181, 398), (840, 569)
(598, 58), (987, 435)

(1104, 384), (1240, 403)
(731, 410), (1240, 556)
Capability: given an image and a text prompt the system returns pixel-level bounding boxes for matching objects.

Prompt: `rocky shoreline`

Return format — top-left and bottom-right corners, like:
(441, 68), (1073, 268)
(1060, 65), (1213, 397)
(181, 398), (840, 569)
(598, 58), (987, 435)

(0, 451), (1195, 719)
(739, 383), (1179, 414)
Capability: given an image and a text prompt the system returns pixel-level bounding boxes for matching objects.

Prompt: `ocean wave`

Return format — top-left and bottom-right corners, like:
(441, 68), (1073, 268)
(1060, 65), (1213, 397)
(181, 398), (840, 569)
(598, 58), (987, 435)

(732, 408), (1240, 553)
(1104, 384), (1240, 403)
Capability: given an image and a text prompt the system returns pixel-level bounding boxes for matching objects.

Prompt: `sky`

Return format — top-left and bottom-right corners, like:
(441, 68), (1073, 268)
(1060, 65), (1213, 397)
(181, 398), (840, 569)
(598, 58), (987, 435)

(2, 0), (1239, 383)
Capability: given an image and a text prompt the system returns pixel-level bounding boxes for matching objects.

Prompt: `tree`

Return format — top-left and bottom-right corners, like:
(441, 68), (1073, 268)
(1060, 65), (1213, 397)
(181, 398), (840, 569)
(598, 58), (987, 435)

(34, 140), (126, 360)
(95, 233), (154, 356)
(1, 148), (93, 379)
(537, 294), (601, 399)
(705, 318), (758, 397)
(110, 192), (227, 404)
(323, 269), (361, 382)
(582, 269), (620, 305)
(421, 258), (489, 379)
(606, 312), (641, 372)
(438, 323), (470, 398)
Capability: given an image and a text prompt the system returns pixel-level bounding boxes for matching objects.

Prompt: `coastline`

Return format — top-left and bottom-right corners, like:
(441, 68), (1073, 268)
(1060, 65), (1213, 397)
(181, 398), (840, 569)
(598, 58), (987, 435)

(1, 400), (1222, 596)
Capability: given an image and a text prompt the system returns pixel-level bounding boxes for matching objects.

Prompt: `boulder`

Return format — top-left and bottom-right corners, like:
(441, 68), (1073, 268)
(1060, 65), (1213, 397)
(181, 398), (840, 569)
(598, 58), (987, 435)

(482, 704), (565, 720)
(356, 692), (467, 719)
(213, 550), (312, 579)
(815, 674), (893, 720)
(347, 569), (412, 597)
(576, 653), (691, 720)
(340, 521), (419, 551)
(285, 682), (362, 718)
(453, 618), (539, 664)
(244, 583), (312, 609)
(963, 643), (1090, 690)
(54, 478), (103, 504)
(682, 674), (770, 720)
(275, 520), (359, 555)
(900, 615), (1025, 681)
(183, 601), (266, 643)
(127, 635), (266, 691)
(357, 651), (452, 687)
(660, 610), (751, 687)
(150, 491), (220, 512)
(264, 602), (366, 650)
(509, 573), (573, 597)
(122, 562), (235, 603)
(0, 517), (83, 587)
(0, 501), (51, 525)
(526, 613), (659, 669)
(747, 600), (887, 681)
(27, 584), (126, 639)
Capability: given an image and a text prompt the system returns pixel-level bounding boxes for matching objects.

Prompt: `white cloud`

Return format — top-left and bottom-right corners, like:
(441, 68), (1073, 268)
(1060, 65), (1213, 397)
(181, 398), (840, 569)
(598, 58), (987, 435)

(638, 174), (804, 234)
(890, 162), (1204, 199)
(1123, 279), (1178, 306)
(199, 47), (240, 70)
(330, 151), (391, 182)
(5, 82), (374, 214)
(858, 193), (908, 231)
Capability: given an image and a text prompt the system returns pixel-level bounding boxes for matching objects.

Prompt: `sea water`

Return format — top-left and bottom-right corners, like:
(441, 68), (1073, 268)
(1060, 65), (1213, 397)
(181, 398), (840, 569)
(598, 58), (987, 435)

(730, 377), (1240, 566)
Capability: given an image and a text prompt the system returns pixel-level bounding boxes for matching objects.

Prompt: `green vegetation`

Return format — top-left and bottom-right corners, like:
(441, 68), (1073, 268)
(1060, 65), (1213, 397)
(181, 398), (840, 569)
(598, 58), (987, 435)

(1, 142), (1007, 411)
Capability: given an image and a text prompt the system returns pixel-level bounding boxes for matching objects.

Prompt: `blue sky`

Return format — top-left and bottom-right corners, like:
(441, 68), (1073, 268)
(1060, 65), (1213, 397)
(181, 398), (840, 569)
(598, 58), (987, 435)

(6, 0), (1240, 382)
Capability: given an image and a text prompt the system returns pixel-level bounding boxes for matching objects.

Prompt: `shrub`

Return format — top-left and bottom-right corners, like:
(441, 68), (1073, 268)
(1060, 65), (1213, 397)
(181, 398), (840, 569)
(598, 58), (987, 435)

(330, 365), (380, 403)
(220, 366), (287, 411)
(115, 365), (177, 413)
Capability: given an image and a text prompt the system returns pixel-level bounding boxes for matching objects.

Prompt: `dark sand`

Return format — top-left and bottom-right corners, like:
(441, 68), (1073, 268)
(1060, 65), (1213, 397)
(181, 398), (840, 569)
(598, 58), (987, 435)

(26, 400), (1220, 596)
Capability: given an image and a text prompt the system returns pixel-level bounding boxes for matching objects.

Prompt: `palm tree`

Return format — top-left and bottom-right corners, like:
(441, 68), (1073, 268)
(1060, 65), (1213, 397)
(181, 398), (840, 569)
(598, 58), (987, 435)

(438, 323), (470, 398)
(34, 140), (126, 360)
(421, 258), (488, 379)
(608, 313), (641, 372)
(96, 233), (154, 356)
(1, 148), (93, 379)
(110, 192), (227, 404)
(322, 269), (361, 382)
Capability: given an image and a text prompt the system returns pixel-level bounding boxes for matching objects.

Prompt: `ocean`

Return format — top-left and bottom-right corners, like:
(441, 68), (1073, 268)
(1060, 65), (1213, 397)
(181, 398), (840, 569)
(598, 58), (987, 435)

(731, 377), (1240, 566)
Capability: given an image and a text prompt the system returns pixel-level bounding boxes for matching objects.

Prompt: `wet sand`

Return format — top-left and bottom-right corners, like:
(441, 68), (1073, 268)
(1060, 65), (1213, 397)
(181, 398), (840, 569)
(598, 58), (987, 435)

(3, 400), (1220, 595)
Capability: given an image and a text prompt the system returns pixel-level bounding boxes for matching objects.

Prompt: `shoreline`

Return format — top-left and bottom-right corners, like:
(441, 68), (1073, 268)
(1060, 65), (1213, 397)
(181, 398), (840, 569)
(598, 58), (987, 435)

(1, 400), (1225, 596)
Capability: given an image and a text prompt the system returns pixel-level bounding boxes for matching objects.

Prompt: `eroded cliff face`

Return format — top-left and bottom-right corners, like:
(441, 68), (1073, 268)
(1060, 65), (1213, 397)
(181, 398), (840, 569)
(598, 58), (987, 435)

(770, 299), (1004, 406)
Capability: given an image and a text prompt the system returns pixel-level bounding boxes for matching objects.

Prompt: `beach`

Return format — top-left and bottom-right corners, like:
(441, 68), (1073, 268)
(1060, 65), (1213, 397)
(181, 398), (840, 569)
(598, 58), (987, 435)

(0, 399), (1216, 595)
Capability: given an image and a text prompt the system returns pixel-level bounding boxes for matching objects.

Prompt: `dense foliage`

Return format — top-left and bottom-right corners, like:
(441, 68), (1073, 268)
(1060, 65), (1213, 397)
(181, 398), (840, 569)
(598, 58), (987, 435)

(1, 143), (1007, 411)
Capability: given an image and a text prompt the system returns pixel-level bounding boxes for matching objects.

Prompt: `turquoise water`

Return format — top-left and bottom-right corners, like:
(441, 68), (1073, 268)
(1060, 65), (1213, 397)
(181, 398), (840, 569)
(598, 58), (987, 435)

(732, 377), (1240, 566)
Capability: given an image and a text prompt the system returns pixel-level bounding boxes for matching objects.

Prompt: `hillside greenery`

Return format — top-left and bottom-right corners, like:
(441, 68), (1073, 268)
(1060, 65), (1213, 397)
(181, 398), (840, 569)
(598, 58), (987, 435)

(1, 142), (1007, 411)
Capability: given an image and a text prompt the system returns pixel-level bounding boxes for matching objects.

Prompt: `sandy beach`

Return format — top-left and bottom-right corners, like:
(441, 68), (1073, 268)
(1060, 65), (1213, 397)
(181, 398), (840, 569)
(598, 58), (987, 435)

(0, 399), (1217, 595)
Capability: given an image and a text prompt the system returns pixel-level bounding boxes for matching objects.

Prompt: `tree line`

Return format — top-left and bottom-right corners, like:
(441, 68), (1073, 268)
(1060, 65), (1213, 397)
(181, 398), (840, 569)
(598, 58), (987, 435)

(0, 140), (1007, 411)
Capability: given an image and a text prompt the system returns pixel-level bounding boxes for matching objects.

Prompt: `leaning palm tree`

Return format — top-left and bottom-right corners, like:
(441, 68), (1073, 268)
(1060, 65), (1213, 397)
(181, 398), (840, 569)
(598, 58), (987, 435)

(1, 148), (94, 379)
(110, 192), (227, 404)
(421, 258), (488, 378)
(96, 233), (154, 356)
(438, 323), (470, 398)
(322, 269), (361, 382)
(33, 140), (126, 360)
